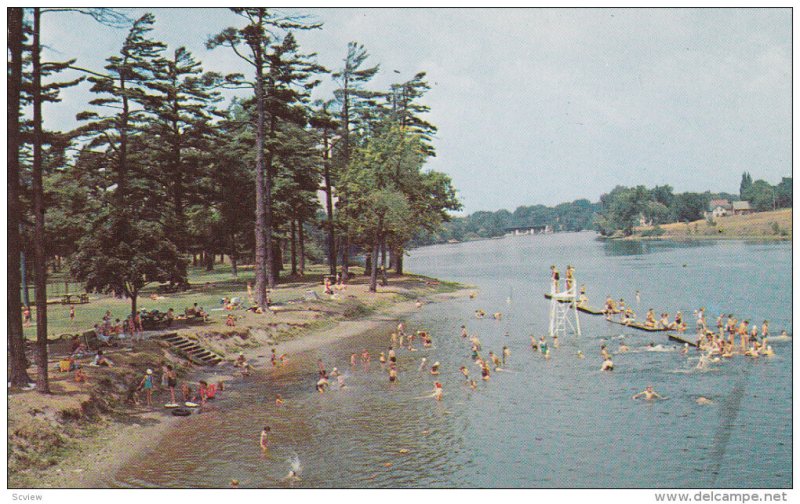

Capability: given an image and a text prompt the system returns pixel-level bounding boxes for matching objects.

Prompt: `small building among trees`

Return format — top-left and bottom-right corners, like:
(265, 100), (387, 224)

(731, 201), (753, 215)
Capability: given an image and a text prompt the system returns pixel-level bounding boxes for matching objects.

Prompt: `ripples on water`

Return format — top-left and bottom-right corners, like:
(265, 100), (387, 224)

(111, 233), (791, 488)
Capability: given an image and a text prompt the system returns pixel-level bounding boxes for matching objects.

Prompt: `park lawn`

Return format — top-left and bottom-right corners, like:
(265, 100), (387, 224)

(22, 262), (341, 340)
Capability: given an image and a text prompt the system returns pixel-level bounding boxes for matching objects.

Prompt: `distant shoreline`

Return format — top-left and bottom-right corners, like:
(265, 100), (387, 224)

(621, 208), (791, 242)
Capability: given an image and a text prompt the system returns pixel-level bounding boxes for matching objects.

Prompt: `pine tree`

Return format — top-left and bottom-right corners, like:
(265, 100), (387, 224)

(71, 13), (187, 316)
(309, 102), (339, 276)
(141, 46), (223, 252)
(8, 7), (32, 387)
(331, 42), (381, 280)
(209, 10), (322, 296)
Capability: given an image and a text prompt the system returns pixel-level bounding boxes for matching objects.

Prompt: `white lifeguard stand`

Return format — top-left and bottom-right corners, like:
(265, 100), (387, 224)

(548, 280), (582, 338)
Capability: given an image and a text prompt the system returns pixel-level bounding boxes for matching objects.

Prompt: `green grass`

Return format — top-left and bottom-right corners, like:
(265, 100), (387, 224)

(22, 262), (341, 340)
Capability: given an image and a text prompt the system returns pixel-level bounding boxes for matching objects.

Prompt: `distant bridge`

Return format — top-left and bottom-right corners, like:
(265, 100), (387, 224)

(504, 225), (551, 236)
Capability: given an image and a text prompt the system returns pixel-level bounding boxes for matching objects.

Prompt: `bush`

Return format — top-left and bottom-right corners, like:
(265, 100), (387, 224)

(641, 226), (666, 237)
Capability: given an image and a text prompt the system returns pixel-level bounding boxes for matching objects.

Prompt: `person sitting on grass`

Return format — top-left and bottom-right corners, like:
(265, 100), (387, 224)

(93, 350), (113, 367)
(226, 314), (236, 327)
(74, 368), (89, 384)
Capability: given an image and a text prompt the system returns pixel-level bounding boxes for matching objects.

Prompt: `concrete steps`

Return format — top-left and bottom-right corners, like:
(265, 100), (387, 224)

(159, 332), (223, 366)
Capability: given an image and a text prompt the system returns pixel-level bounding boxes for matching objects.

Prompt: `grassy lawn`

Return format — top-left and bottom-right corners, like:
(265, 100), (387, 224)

(22, 262), (347, 340)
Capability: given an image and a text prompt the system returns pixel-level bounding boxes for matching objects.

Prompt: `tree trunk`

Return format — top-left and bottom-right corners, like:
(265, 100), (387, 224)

(130, 291), (138, 318)
(230, 233), (238, 278)
(342, 229), (350, 280)
(369, 237), (379, 293)
(21, 250), (30, 308)
(272, 242), (283, 277)
(290, 218), (297, 276)
(364, 250), (371, 278)
(32, 8), (50, 394)
(7, 7), (31, 387)
(395, 247), (404, 275)
(322, 131), (336, 275)
(298, 218), (305, 276)
(205, 250), (214, 271)
(264, 85), (277, 289)
(192, 253), (198, 267)
(380, 238), (388, 286)
(253, 46), (268, 308)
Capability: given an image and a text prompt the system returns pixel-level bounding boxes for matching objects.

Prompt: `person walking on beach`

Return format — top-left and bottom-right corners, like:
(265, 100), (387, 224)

(139, 369), (154, 408)
(69, 304), (75, 321)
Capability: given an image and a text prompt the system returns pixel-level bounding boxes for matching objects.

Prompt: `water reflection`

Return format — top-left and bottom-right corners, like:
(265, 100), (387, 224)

(601, 238), (716, 256)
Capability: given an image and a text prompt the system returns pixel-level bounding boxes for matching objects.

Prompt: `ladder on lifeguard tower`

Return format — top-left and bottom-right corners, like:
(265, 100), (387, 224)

(548, 281), (582, 338)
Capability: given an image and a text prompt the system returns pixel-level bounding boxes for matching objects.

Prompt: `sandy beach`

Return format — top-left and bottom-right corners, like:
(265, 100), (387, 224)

(23, 282), (471, 489)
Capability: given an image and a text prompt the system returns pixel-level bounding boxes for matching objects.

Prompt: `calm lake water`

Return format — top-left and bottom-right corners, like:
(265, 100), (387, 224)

(109, 232), (791, 488)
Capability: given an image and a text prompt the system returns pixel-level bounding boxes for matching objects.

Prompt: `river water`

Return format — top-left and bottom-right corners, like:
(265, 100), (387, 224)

(109, 232), (791, 488)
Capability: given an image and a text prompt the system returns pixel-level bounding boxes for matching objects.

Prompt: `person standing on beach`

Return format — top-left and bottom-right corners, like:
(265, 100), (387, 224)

(166, 365), (177, 404)
(388, 347), (396, 364)
(69, 304), (75, 321)
(139, 369), (154, 408)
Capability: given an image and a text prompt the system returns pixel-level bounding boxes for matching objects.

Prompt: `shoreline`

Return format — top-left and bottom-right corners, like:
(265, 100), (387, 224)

(18, 279), (472, 489)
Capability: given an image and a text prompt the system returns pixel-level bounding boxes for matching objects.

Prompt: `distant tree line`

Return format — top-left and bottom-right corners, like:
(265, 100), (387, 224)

(412, 199), (600, 245)
(595, 173), (791, 237)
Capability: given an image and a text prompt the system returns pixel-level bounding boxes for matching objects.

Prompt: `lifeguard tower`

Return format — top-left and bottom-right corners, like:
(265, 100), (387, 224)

(548, 278), (582, 338)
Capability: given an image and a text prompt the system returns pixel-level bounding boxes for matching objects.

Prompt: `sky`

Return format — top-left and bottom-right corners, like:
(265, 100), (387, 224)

(38, 7), (791, 215)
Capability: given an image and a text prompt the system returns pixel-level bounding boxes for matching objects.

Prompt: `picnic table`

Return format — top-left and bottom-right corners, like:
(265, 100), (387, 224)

(61, 293), (90, 304)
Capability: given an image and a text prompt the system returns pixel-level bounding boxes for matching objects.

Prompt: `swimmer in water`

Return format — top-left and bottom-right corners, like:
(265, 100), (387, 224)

(552, 334), (560, 348)
(260, 425), (271, 451)
(391, 332), (398, 347)
(469, 380), (478, 390)
(481, 362), (491, 381)
(379, 352), (386, 367)
(617, 342), (629, 353)
(350, 353), (357, 368)
(282, 470), (302, 484)
(433, 382), (443, 401)
(388, 347), (397, 363)
(530, 335), (538, 351)
(680, 343), (689, 355)
(388, 365), (398, 383)
(632, 386), (662, 400)
(460, 366), (470, 381)
(316, 375), (329, 393)
(493, 312), (502, 320)
(275, 394), (284, 406)
(418, 357), (427, 372)
(577, 350), (585, 359)
(461, 325), (468, 338)
(696, 397), (713, 405)
(430, 361), (441, 375)
(489, 351), (501, 370)
(600, 345), (610, 360)
(475, 309), (486, 319)
(502, 346), (510, 364)
(601, 356), (614, 371)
